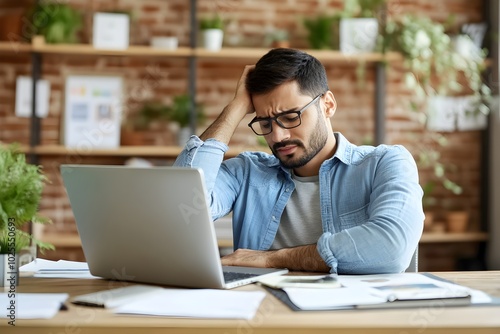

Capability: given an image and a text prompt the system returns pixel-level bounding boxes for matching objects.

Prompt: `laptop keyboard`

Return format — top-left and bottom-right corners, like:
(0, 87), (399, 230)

(223, 271), (259, 283)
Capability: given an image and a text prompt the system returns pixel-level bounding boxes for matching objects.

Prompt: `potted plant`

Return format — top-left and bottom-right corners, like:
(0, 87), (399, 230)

(304, 15), (336, 50)
(382, 15), (491, 114)
(440, 196), (470, 233)
(264, 29), (290, 48)
(199, 14), (224, 51)
(0, 144), (54, 287)
(121, 101), (170, 146)
(338, 0), (386, 54)
(167, 95), (206, 145)
(382, 15), (492, 210)
(26, 1), (82, 44)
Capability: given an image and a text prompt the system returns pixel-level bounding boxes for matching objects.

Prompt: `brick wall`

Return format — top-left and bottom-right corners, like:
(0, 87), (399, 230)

(0, 0), (488, 269)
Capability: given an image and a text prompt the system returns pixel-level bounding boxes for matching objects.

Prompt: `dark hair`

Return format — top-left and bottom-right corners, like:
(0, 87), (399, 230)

(246, 48), (329, 97)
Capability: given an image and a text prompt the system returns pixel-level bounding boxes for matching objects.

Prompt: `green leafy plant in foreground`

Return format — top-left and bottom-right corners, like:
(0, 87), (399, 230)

(0, 144), (54, 254)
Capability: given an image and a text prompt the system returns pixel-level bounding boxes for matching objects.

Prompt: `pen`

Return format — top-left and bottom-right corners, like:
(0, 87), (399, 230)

(38, 269), (89, 272)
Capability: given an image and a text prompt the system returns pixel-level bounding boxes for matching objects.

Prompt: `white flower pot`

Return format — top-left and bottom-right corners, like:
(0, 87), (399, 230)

(203, 29), (224, 51)
(150, 36), (178, 50)
(177, 127), (192, 145)
(452, 34), (482, 61)
(339, 18), (378, 54)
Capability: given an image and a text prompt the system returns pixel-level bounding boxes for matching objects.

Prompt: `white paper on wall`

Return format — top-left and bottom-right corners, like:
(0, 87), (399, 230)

(15, 76), (50, 118)
(426, 96), (456, 132)
(426, 95), (487, 132)
(455, 96), (488, 131)
(63, 75), (123, 149)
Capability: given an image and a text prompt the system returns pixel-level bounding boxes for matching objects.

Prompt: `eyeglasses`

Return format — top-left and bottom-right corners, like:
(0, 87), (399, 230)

(248, 94), (323, 136)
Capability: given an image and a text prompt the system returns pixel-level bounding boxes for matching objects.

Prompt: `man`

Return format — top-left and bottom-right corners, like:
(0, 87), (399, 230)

(174, 48), (424, 274)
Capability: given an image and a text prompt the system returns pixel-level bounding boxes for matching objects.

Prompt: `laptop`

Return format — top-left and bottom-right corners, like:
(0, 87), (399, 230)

(60, 165), (288, 289)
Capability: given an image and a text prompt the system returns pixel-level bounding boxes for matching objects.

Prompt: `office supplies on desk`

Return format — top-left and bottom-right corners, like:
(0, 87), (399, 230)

(61, 165), (288, 289)
(113, 288), (266, 319)
(20, 258), (98, 279)
(0, 293), (68, 319)
(266, 273), (481, 311)
(71, 285), (163, 308)
(259, 274), (341, 289)
(72, 284), (267, 319)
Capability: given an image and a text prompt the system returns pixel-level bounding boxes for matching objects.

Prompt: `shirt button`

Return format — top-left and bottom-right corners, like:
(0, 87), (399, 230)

(272, 216), (276, 220)
(285, 188), (289, 192)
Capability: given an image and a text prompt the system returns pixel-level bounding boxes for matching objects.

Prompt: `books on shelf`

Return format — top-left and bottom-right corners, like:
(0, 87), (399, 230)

(63, 75), (123, 149)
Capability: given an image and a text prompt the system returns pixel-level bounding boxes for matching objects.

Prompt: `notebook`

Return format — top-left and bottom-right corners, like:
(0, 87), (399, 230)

(60, 165), (288, 289)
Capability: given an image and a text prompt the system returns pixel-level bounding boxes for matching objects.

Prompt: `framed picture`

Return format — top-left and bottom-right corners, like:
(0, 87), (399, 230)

(93, 12), (130, 50)
(63, 75), (123, 149)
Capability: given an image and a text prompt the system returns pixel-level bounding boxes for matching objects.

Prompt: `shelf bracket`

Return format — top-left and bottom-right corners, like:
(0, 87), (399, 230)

(189, 0), (198, 135)
(29, 52), (42, 164)
(374, 61), (386, 145)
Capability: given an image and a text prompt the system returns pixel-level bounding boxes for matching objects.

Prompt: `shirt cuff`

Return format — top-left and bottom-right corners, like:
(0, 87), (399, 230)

(185, 136), (228, 152)
(317, 232), (339, 274)
(175, 136), (229, 166)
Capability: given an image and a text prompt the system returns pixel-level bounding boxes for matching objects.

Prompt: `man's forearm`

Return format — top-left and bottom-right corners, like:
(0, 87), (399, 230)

(221, 244), (330, 272)
(270, 244), (330, 272)
(200, 101), (248, 145)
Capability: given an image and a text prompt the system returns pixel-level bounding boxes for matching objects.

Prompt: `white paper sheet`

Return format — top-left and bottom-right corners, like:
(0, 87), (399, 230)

(283, 286), (387, 310)
(338, 273), (491, 304)
(0, 293), (68, 319)
(114, 289), (266, 319)
(282, 273), (492, 310)
(15, 76), (50, 118)
(20, 259), (98, 279)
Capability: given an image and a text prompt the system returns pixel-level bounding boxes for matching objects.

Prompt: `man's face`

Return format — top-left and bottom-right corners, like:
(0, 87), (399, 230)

(251, 81), (331, 169)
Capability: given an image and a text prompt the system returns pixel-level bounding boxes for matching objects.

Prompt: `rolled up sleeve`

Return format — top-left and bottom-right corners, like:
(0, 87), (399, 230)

(317, 146), (424, 274)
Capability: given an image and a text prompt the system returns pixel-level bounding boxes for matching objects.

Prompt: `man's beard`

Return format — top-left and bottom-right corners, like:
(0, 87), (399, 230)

(271, 118), (328, 169)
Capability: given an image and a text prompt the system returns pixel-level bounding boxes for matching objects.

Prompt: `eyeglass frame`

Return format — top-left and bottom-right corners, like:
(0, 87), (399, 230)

(247, 93), (324, 136)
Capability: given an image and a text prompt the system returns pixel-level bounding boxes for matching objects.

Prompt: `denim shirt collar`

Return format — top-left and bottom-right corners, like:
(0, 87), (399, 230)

(331, 132), (353, 165)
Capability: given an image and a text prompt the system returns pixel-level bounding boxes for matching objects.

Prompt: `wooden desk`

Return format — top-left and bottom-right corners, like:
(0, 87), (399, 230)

(2, 271), (500, 334)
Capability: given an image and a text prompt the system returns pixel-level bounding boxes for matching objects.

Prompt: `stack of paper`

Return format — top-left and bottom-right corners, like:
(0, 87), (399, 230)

(0, 293), (68, 319)
(71, 285), (266, 319)
(114, 288), (266, 319)
(20, 258), (98, 279)
(269, 273), (493, 311)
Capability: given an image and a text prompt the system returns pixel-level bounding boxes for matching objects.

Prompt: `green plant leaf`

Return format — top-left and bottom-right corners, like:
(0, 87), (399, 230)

(27, 2), (82, 44)
(0, 144), (53, 254)
(168, 95), (206, 128)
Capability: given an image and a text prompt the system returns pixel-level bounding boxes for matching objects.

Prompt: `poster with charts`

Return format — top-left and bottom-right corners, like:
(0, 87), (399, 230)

(63, 75), (123, 149)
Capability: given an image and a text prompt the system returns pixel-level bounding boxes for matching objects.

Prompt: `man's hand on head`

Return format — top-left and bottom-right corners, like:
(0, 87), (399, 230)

(229, 64), (256, 116)
(199, 64), (255, 144)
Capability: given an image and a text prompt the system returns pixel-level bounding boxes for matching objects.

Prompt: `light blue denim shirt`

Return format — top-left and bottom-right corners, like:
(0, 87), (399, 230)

(174, 132), (424, 274)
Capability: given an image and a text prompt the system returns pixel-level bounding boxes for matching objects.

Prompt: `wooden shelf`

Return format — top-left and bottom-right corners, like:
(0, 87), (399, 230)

(21, 144), (270, 159)
(40, 234), (81, 248)
(29, 36), (402, 63)
(195, 47), (403, 63)
(0, 41), (32, 53)
(40, 233), (233, 249)
(420, 232), (488, 243)
(32, 36), (192, 57)
(41, 232), (488, 249)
